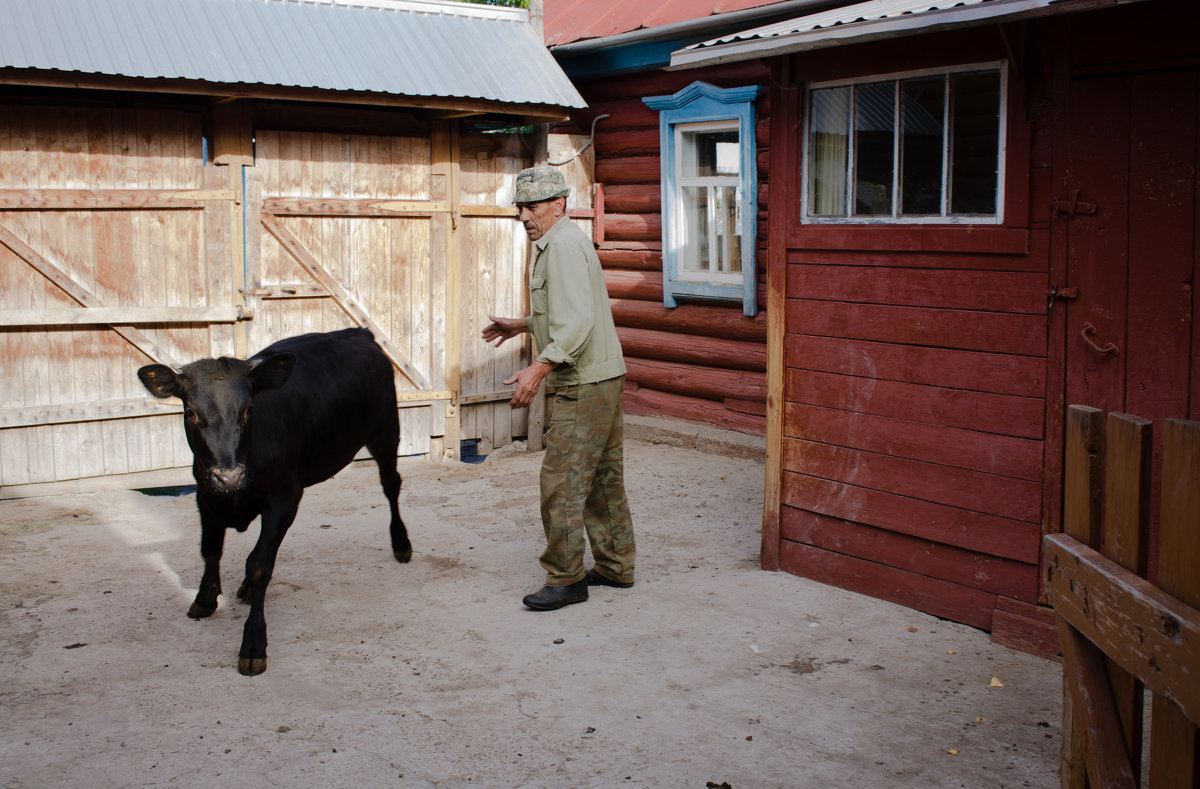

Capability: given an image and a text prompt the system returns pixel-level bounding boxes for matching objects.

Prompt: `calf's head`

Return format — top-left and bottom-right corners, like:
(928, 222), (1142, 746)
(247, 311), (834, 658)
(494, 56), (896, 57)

(138, 354), (295, 493)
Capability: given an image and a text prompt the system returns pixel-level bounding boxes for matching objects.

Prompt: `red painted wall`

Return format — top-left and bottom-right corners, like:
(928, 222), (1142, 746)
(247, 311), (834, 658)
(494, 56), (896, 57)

(769, 1), (1200, 657)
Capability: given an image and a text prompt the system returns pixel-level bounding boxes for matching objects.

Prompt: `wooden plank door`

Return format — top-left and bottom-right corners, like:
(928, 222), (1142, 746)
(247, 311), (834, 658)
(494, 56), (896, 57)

(0, 104), (239, 495)
(1058, 69), (1200, 569)
(248, 126), (450, 459)
(454, 130), (589, 455)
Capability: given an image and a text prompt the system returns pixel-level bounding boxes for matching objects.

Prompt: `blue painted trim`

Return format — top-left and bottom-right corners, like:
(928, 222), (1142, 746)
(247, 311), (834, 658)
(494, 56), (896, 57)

(555, 39), (685, 79)
(644, 81), (761, 317)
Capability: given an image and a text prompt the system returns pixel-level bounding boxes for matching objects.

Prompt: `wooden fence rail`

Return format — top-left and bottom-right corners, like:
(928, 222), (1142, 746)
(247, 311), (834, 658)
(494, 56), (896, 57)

(1048, 406), (1200, 788)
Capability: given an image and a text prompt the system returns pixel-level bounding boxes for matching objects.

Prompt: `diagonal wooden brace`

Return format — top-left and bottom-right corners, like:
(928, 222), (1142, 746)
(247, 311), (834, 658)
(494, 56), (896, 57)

(0, 221), (181, 368)
(260, 213), (431, 391)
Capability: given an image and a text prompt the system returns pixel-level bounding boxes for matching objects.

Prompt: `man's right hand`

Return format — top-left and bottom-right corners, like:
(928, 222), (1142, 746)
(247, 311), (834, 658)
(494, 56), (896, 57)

(481, 314), (527, 347)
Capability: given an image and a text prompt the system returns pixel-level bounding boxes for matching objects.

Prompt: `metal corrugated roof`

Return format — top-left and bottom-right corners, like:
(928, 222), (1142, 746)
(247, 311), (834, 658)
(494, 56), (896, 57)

(671, 0), (1145, 67)
(0, 0), (585, 110)
(544, 0), (788, 47)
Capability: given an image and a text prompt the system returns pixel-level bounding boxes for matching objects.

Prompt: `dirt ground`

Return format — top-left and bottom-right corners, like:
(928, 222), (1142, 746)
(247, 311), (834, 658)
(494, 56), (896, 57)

(1, 422), (1063, 788)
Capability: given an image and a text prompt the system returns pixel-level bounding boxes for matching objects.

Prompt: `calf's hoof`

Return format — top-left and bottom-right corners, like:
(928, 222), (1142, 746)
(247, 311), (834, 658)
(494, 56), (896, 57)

(394, 546), (413, 563)
(238, 656), (267, 676)
(188, 601), (217, 619)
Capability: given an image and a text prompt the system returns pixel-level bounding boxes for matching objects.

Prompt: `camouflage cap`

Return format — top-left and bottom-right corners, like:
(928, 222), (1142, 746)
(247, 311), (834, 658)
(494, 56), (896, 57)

(514, 165), (569, 204)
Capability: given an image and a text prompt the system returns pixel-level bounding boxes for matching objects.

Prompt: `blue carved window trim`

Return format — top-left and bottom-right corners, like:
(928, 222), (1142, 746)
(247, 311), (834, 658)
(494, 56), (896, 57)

(644, 81), (761, 317)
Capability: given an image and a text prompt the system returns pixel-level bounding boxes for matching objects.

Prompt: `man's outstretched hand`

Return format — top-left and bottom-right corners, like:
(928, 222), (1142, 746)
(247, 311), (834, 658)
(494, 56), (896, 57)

(481, 314), (527, 347)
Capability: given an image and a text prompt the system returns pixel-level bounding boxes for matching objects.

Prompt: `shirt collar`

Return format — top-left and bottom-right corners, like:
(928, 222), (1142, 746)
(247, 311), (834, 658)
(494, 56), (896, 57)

(533, 214), (571, 252)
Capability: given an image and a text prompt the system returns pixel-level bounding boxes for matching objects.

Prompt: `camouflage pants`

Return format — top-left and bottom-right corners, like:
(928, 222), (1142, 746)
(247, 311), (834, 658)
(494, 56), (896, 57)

(539, 375), (635, 586)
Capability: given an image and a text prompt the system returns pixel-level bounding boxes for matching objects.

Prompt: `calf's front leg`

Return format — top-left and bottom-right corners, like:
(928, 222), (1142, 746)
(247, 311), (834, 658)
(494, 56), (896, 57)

(237, 494), (299, 676)
(188, 502), (228, 619)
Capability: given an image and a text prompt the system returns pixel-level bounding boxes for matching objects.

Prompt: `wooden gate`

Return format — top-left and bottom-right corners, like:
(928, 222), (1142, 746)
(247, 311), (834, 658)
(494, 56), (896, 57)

(1048, 405), (1200, 787)
(0, 101), (543, 495)
(0, 105), (239, 494)
(247, 125), (455, 458)
(246, 123), (549, 460)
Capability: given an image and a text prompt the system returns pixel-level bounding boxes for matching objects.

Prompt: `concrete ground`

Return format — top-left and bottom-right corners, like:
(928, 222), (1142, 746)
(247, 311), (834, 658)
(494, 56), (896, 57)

(0, 419), (1062, 788)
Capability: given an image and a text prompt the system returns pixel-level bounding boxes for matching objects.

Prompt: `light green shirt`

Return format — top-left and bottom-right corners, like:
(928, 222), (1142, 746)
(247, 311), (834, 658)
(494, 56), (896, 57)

(525, 216), (626, 387)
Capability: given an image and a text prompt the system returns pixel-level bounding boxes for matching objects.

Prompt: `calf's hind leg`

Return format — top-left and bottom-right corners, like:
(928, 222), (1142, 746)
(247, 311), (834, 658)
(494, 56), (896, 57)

(367, 428), (411, 563)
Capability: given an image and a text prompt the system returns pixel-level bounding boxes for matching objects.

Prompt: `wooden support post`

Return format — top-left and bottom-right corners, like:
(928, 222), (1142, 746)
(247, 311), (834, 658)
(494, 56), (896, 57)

(1101, 413), (1152, 775)
(526, 125), (549, 452)
(1061, 404), (1104, 789)
(210, 99), (254, 359)
(1064, 405), (1104, 546)
(433, 121), (463, 461)
(1056, 619), (1138, 789)
(761, 64), (796, 572)
(1148, 419), (1200, 787)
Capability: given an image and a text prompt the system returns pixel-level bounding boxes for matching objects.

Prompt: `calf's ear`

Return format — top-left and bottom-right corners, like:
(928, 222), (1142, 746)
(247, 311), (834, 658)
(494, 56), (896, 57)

(138, 365), (183, 399)
(248, 353), (295, 392)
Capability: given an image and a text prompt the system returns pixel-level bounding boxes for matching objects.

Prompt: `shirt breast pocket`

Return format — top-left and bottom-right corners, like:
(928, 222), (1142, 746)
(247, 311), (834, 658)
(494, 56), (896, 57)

(530, 276), (548, 315)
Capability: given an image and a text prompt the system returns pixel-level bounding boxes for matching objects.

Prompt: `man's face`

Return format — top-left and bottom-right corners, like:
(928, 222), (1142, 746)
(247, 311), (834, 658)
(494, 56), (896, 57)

(517, 197), (563, 241)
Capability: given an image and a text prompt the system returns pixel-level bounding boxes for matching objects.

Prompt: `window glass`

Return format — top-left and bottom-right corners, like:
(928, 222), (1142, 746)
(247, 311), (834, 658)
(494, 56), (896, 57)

(950, 71), (1001, 214)
(679, 124), (741, 277)
(808, 86), (850, 216)
(682, 129), (740, 178)
(714, 185), (741, 273)
(854, 82), (896, 216)
(900, 76), (945, 215)
(805, 65), (1003, 223)
(682, 185), (709, 273)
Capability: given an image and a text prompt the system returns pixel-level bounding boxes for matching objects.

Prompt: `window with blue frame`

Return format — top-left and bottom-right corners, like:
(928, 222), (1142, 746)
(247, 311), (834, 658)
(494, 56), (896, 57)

(644, 82), (760, 316)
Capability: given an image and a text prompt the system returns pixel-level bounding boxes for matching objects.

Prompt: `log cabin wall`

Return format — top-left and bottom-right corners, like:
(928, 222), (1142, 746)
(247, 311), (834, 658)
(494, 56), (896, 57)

(558, 61), (771, 436)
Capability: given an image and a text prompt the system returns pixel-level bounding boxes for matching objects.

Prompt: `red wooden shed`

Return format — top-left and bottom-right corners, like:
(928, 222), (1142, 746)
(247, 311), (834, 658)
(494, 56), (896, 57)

(549, 0), (1200, 658)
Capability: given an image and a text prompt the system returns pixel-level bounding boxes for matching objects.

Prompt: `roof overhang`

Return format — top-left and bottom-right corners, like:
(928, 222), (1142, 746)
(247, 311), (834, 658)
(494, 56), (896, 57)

(0, 69), (574, 123)
(550, 0), (844, 79)
(669, 0), (1149, 69)
(0, 0), (584, 119)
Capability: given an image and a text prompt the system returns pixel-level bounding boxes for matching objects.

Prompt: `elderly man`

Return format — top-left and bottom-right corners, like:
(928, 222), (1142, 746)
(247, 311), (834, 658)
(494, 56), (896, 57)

(482, 165), (636, 611)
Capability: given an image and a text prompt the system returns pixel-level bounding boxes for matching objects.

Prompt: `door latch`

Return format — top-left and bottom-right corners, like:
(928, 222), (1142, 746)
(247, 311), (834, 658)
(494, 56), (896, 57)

(1051, 189), (1097, 218)
(1047, 284), (1078, 321)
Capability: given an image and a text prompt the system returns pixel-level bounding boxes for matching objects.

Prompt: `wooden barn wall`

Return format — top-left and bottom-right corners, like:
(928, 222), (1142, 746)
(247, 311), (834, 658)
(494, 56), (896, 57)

(0, 102), (235, 490)
(1, 96), (533, 494)
(456, 130), (534, 455)
(246, 116), (533, 460)
(770, 28), (1052, 641)
(558, 61), (771, 436)
(249, 127), (441, 458)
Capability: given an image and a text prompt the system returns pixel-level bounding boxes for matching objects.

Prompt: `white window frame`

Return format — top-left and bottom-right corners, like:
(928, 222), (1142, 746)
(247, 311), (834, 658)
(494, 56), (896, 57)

(674, 119), (744, 284)
(802, 61), (1007, 225)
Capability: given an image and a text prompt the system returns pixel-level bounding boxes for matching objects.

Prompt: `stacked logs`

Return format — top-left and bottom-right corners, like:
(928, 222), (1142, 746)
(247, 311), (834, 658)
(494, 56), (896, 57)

(561, 63), (771, 435)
